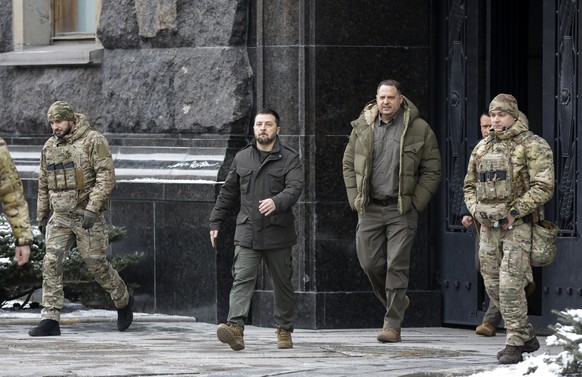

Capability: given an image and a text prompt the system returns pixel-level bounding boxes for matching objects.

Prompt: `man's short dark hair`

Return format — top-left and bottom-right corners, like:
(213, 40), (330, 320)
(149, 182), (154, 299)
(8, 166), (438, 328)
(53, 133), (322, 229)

(377, 79), (402, 94)
(256, 108), (280, 126)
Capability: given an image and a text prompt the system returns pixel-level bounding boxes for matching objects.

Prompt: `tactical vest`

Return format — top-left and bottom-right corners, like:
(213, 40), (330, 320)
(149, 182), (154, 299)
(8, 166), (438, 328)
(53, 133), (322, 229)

(45, 144), (85, 213)
(474, 131), (536, 226)
(476, 142), (513, 202)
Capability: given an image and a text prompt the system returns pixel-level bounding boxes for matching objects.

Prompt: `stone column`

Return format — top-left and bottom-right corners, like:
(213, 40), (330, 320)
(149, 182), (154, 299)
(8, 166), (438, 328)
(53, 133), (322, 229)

(249, 0), (441, 328)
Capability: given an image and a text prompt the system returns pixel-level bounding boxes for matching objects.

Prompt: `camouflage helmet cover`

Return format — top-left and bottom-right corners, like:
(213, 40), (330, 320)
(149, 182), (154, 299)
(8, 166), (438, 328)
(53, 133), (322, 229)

(489, 94), (519, 120)
(47, 101), (75, 121)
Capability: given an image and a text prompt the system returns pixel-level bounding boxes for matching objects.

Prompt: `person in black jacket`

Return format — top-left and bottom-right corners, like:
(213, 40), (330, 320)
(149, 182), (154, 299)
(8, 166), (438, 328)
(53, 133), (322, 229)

(209, 109), (304, 351)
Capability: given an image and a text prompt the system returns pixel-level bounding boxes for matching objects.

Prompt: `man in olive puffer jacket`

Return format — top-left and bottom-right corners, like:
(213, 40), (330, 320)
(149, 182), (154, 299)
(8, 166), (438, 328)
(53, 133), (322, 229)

(343, 79), (441, 343)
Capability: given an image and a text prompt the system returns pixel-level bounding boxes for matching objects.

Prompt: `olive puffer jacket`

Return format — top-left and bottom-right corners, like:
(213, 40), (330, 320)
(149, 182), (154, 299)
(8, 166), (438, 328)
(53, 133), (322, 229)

(342, 97), (442, 215)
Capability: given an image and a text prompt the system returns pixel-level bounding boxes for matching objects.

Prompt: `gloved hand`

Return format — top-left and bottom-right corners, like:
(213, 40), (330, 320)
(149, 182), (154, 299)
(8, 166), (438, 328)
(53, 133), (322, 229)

(82, 210), (98, 230)
(38, 218), (48, 236)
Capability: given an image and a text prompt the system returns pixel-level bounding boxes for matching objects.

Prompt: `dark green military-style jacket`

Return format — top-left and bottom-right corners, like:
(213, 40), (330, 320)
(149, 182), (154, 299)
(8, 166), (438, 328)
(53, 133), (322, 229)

(209, 137), (304, 250)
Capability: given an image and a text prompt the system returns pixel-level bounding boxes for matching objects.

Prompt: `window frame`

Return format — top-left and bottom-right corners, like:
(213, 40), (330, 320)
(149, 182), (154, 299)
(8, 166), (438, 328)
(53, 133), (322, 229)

(0, 0), (103, 66)
(52, 0), (101, 43)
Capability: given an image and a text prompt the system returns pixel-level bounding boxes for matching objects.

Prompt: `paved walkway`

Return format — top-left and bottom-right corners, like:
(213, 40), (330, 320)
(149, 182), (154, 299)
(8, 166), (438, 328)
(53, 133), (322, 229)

(0, 312), (558, 377)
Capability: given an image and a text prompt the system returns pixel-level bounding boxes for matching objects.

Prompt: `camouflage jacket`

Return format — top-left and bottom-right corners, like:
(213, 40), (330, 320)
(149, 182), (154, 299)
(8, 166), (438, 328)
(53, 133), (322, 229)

(37, 114), (115, 221)
(463, 115), (554, 224)
(0, 138), (33, 245)
(342, 96), (442, 215)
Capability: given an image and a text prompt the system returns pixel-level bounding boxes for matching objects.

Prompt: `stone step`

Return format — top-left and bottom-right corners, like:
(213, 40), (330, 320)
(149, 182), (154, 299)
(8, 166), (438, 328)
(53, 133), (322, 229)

(4, 135), (247, 182)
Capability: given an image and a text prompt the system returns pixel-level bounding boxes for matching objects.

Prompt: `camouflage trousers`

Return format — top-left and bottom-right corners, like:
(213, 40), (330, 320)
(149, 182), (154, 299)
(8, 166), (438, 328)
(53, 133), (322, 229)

(479, 221), (534, 346)
(41, 211), (129, 321)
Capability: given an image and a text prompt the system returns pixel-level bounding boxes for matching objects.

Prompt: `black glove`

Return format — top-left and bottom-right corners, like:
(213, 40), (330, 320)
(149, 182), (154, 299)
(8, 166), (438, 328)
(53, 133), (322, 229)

(38, 218), (48, 236)
(82, 210), (98, 230)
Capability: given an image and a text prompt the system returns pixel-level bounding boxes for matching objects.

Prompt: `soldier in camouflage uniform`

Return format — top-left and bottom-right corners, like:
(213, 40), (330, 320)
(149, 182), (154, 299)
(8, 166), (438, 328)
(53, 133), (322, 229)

(28, 101), (133, 337)
(0, 138), (33, 266)
(464, 94), (554, 364)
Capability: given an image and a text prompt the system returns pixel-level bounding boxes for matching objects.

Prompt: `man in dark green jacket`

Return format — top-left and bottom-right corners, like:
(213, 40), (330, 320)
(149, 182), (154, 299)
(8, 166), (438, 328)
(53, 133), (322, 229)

(343, 80), (441, 343)
(209, 109), (304, 351)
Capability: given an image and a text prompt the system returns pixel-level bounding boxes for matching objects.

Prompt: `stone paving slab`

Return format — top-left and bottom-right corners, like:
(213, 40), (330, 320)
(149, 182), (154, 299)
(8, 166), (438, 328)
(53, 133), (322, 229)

(0, 317), (559, 377)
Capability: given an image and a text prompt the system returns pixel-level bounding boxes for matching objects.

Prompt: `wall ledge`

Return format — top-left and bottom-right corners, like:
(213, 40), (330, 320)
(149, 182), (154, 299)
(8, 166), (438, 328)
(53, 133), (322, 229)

(0, 43), (103, 66)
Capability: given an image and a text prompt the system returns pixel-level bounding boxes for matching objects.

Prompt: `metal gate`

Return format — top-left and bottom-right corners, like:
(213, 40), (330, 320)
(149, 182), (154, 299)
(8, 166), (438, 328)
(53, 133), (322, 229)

(433, 0), (582, 329)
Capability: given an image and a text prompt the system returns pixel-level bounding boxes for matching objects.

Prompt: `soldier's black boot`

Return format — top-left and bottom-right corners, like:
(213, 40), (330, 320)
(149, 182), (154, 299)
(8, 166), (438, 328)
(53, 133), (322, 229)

(117, 295), (134, 332)
(498, 345), (524, 364)
(28, 319), (61, 337)
(497, 336), (540, 360)
(523, 336), (540, 353)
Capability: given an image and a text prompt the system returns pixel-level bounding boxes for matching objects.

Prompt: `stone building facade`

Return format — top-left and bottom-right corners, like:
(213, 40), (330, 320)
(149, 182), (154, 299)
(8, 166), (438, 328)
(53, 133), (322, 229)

(1, 0), (440, 329)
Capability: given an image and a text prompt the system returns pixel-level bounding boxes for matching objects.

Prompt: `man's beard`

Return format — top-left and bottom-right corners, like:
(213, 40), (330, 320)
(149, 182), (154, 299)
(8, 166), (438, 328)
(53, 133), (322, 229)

(54, 123), (73, 139)
(256, 134), (274, 145)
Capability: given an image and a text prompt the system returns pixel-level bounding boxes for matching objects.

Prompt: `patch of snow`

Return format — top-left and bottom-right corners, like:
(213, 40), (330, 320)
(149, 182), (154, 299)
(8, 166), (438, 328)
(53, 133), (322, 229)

(469, 352), (562, 376)
(116, 178), (221, 184)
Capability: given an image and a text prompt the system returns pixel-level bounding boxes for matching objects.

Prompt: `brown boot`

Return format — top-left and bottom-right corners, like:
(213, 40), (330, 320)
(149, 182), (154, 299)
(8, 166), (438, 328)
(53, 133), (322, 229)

(377, 328), (401, 343)
(376, 296), (409, 343)
(475, 322), (496, 337)
(217, 322), (244, 351)
(498, 345), (523, 364)
(276, 328), (293, 349)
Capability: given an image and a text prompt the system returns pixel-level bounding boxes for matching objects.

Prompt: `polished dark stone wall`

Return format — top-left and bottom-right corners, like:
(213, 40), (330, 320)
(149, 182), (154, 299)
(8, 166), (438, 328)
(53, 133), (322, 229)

(248, 0), (439, 328)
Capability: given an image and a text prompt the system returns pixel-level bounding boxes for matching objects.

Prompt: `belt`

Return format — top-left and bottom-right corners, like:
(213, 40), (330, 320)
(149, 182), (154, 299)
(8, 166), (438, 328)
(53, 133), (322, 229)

(370, 197), (397, 206)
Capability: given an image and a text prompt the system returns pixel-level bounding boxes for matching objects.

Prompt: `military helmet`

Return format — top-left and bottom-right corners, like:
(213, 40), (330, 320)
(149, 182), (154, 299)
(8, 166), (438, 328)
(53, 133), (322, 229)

(47, 101), (75, 121)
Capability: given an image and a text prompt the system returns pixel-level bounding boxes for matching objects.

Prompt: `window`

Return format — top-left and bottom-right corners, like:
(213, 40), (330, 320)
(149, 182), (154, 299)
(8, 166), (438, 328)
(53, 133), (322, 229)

(53, 0), (101, 42)
(0, 0), (103, 66)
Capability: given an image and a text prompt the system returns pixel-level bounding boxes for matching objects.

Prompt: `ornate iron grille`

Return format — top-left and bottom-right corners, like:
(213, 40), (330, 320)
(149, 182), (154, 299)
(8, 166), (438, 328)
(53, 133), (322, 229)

(446, 0), (467, 231)
(556, 0), (577, 235)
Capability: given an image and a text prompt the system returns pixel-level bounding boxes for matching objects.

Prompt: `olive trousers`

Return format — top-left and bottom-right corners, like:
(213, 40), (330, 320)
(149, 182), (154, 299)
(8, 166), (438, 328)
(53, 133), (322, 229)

(355, 202), (418, 329)
(227, 245), (295, 331)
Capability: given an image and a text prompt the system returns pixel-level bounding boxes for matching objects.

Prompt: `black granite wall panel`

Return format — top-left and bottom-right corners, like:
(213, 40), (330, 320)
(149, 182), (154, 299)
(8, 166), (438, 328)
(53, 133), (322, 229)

(110, 200), (155, 311)
(154, 201), (217, 320)
(248, 0), (439, 329)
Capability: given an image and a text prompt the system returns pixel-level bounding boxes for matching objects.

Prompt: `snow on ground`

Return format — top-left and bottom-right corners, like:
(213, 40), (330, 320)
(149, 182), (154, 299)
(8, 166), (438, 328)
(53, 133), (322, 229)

(470, 352), (562, 377)
(470, 309), (582, 377)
